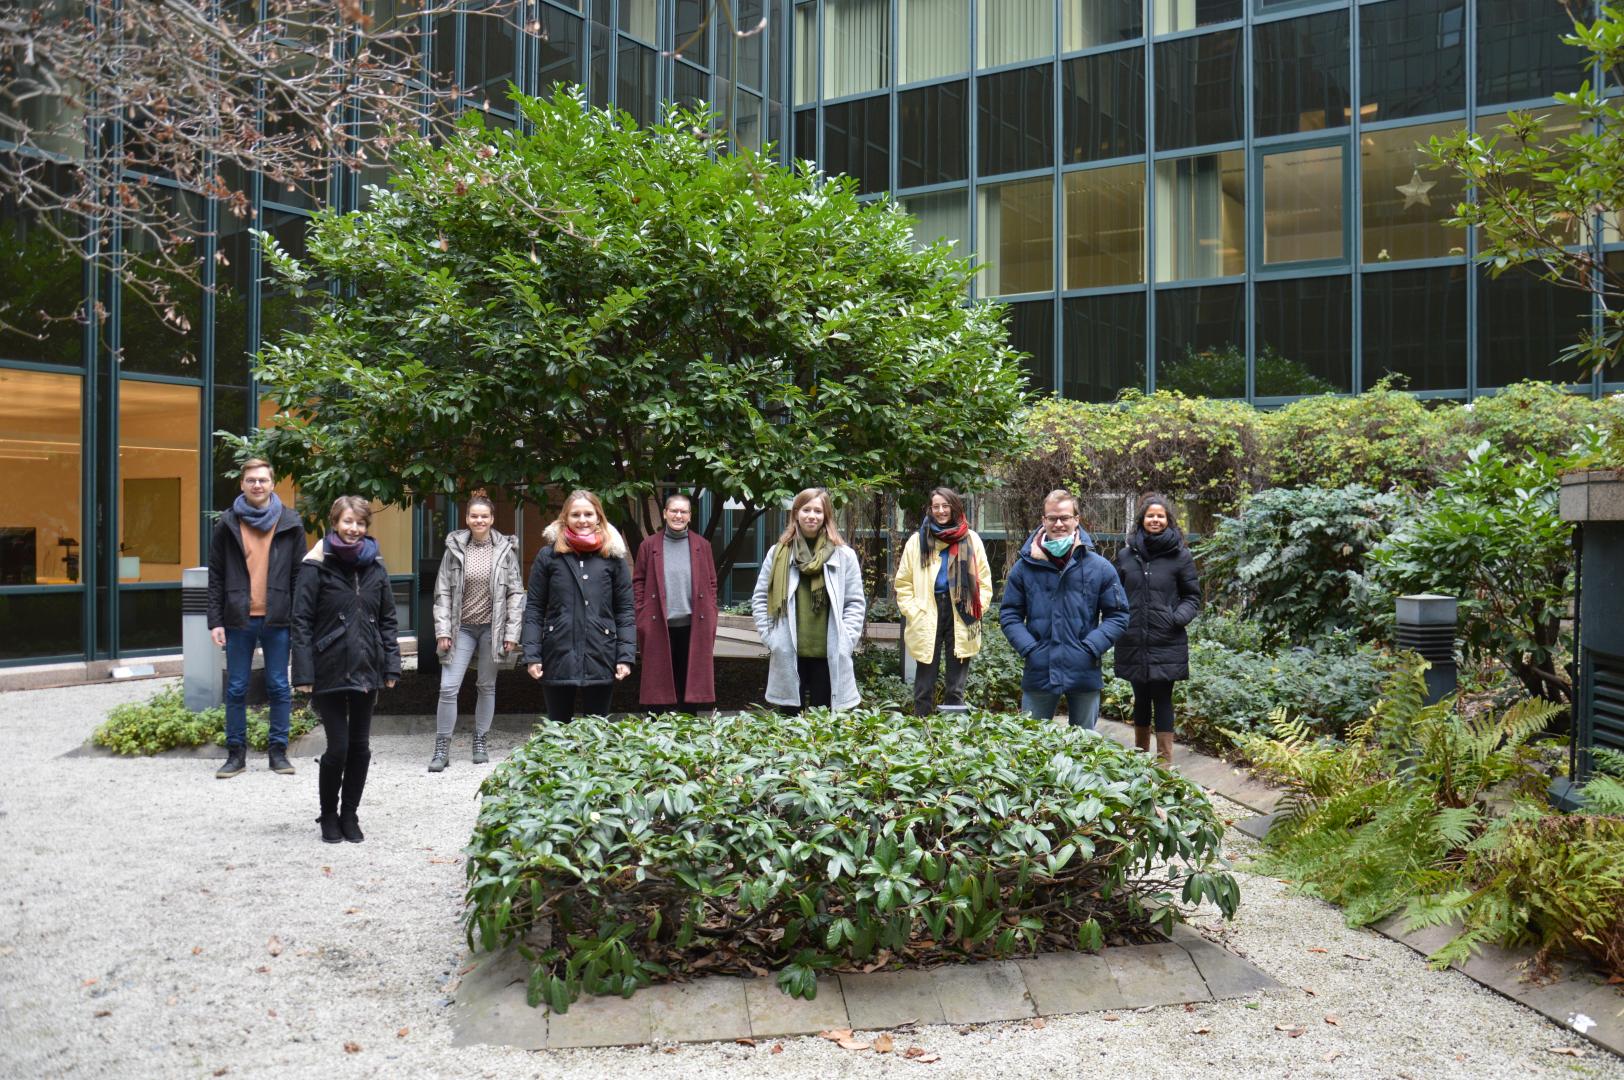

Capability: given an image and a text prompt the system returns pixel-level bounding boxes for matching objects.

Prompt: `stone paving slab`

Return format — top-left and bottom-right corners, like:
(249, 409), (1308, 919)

(743, 975), (849, 1037)
(546, 988), (654, 1048)
(1105, 941), (1212, 1007)
(930, 960), (1035, 1024)
(1015, 952), (1126, 1014)
(647, 977), (753, 1044)
(838, 968), (948, 1029)
(1170, 925), (1285, 999)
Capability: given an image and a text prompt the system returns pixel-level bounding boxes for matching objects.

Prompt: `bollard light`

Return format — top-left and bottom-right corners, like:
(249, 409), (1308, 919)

(182, 566), (222, 711)
(1395, 593), (1458, 706)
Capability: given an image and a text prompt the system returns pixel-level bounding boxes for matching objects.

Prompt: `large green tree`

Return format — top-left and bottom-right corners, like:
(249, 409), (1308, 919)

(241, 90), (1028, 574)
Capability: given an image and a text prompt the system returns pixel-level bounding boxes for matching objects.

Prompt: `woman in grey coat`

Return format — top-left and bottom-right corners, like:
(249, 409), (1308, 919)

(751, 488), (866, 712)
(429, 492), (526, 771)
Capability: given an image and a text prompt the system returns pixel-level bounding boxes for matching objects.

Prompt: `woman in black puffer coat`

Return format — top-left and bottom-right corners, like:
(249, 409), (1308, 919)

(1112, 493), (1201, 764)
(292, 496), (401, 844)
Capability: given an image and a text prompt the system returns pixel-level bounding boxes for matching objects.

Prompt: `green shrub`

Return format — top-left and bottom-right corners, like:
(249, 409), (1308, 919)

(856, 607), (1026, 714)
(464, 708), (1239, 1010)
(1439, 380), (1621, 463)
(1197, 485), (1410, 645)
(92, 685), (318, 755)
(1258, 384), (1445, 492)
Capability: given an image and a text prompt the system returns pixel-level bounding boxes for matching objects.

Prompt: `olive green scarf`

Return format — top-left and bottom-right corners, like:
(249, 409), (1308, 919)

(768, 532), (835, 620)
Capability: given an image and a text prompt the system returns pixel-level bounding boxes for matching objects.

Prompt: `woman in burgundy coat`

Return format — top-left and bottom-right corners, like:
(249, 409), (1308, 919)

(632, 493), (718, 710)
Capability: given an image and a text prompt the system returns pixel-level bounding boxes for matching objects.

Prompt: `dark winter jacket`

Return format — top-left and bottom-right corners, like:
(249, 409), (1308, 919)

(520, 523), (637, 686)
(206, 504), (305, 629)
(1000, 528), (1131, 693)
(290, 540), (402, 695)
(1112, 528), (1202, 684)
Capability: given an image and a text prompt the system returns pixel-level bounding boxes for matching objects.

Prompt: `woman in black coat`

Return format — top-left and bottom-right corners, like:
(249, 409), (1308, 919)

(1112, 493), (1201, 764)
(521, 490), (636, 725)
(292, 496), (401, 844)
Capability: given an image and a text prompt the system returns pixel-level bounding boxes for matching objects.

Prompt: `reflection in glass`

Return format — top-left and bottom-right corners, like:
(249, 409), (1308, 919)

(259, 210), (317, 346)
(822, 96), (890, 195)
(1063, 49), (1145, 164)
(674, 61), (708, 112)
(1008, 299), (1056, 395)
(795, 1), (818, 104)
(621, 0), (658, 39)
(1362, 266), (1468, 392)
(465, 6), (518, 106)
(0, 369), (82, 585)
(899, 81), (969, 188)
(0, 162), (83, 365)
(794, 106), (817, 160)
(1478, 269), (1590, 387)
(978, 177), (1054, 296)
(900, 190), (969, 256)
(1152, 0), (1241, 36)
(1154, 31), (1242, 151)
(900, 0), (969, 84)
(1262, 143), (1345, 265)
(213, 383), (251, 513)
(979, 65), (1054, 176)
(118, 587), (183, 652)
(118, 380), (201, 583)
(1064, 0), (1142, 50)
(1064, 164), (1145, 288)
(1477, 0), (1586, 106)
(0, 592), (82, 660)
(618, 39), (658, 127)
(676, 0), (711, 66)
(1154, 284), (1245, 397)
(824, 0), (890, 98)
(1253, 11), (1350, 137)
(1477, 106), (1588, 245)
(721, 87), (767, 152)
(119, 187), (206, 377)
(980, 0), (1053, 68)
(1359, 0), (1465, 122)
(1154, 151), (1244, 282)
(1255, 276), (1352, 395)
(1361, 121), (1469, 263)
(590, 22), (611, 108)
(1064, 293), (1146, 402)
(537, 7), (584, 92)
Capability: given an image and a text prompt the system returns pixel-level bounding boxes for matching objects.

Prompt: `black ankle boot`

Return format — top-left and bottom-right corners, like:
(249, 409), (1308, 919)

(338, 751), (370, 843)
(316, 754), (344, 844)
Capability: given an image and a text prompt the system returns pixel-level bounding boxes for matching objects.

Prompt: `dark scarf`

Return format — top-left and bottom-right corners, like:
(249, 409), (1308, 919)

(1132, 525), (1184, 560)
(924, 516), (983, 625)
(564, 528), (604, 555)
(325, 532), (379, 568)
(233, 492), (284, 532)
(768, 531), (834, 620)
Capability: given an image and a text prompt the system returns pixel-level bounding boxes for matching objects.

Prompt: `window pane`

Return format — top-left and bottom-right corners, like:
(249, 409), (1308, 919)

(370, 502), (414, 572)
(1361, 121), (1469, 263)
(1476, 105), (1586, 244)
(676, 0), (711, 66)
(900, 190), (969, 256)
(731, 0), (766, 89)
(621, 0), (658, 39)
(118, 586), (182, 652)
(822, 95), (890, 194)
(259, 210), (317, 343)
(794, 2), (818, 104)
(1253, 10), (1350, 138)
(1062, 48), (1145, 164)
(1008, 299), (1056, 395)
(0, 592), (82, 660)
(899, 81), (969, 188)
(1359, 0), (1465, 123)
(0, 370), (82, 585)
(1477, 269), (1590, 387)
(119, 188), (205, 378)
(1152, 0), (1240, 36)
(618, 39), (658, 127)
(0, 162), (82, 366)
(794, 106), (817, 159)
(978, 65), (1055, 176)
(721, 87), (767, 152)
(212, 383), (251, 514)
(1153, 151), (1244, 281)
(1154, 283), (1244, 396)
(1064, 164), (1146, 288)
(537, 7), (584, 93)
(674, 61), (708, 112)
(118, 380), (201, 584)
(1063, 293), (1146, 402)
(900, 0), (969, 84)
(589, 22), (611, 107)
(1154, 30), (1242, 151)
(1477, 0), (1586, 107)
(1262, 143), (1345, 266)
(1255, 275), (1352, 395)
(978, 177), (1054, 295)
(1362, 266), (1468, 392)
(980, 0), (1054, 68)
(824, 0), (890, 97)
(465, 5), (518, 106)
(1063, 0), (1142, 50)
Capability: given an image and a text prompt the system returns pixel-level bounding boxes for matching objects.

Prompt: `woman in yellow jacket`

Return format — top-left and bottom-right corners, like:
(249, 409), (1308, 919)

(893, 488), (994, 716)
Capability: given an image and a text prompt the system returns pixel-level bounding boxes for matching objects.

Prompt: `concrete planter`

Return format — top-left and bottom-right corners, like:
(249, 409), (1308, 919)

(1559, 468), (1624, 523)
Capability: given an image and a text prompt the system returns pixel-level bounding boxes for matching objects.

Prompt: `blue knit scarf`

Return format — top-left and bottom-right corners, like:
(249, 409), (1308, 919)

(233, 492), (284, 532)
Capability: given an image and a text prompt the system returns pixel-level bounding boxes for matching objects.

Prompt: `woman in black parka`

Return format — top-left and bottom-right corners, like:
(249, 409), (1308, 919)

(292, 496), (401, 844)
(1112, 493), (1201, 764)
(521, 490), (636, 725)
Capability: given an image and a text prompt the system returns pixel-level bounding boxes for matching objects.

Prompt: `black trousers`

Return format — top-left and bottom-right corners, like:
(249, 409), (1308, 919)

(1131, 679), (1177, 734)
(913, 592), (970, 716)
(544, 683), (614, 725)
(669, 623), (691, 705)
(315, 689), (374, 763)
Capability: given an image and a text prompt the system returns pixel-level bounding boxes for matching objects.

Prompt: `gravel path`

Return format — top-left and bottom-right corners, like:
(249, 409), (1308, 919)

(2, 678), (1620, 1080)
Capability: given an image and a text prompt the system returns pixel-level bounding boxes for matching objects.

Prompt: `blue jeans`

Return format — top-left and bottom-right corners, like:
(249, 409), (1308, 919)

(224, 617), (292, 748)
(1021, 687), (1101, 730)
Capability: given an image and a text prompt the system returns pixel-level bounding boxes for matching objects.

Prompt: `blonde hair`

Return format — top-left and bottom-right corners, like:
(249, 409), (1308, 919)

(552, 490), (609, 553)
(776, 488), (845, 547)
(1043, 488), (1080, 517)
(327, 495), (372, 527)
(240, 457), (275, 480)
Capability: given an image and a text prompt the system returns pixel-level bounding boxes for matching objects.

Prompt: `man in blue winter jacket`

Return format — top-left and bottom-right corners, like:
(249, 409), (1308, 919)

(1000, 488), (1131, 728)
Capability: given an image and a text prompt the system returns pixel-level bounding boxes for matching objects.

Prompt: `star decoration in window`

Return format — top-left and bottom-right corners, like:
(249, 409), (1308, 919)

(1398, 169), (1436, 209)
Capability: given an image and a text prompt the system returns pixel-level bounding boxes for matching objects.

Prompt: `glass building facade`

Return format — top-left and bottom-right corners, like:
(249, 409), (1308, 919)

(0, 0), (789, 664)
(792, 0), (1624, 402)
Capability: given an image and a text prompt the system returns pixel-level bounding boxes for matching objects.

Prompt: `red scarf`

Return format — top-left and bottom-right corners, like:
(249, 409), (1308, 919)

(564, 528), (604, 555)
(925, 515), (983, 623)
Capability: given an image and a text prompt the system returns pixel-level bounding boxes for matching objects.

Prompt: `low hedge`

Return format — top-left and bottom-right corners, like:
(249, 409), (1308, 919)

(92, 685), (318, 755)
(464, 707), (1239, 1011)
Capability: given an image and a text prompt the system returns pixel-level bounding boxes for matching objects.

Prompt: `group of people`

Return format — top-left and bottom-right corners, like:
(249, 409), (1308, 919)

(207, 462), (1201, 847)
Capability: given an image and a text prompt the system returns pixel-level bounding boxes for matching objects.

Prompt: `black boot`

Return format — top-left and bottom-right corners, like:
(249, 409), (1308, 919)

(216, 745), (247, 779)
(338, 751), (370, 843)
(316, 754), (344, 844)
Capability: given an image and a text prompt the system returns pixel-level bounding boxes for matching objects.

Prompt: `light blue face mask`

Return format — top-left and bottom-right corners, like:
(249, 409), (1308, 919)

(1041, 535), (1075, 558)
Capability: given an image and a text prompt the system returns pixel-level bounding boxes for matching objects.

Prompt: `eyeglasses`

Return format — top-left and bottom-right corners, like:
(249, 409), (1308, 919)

(1043, 514), (1075, 525)
(243, 478), (272, 486)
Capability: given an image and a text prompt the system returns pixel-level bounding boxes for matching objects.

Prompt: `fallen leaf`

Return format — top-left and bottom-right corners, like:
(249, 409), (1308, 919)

(344, 908), (361, 915)
(904, 1047), (927, 1059)
(1306, 947), (1329, 954)
(321, 866), (332, 877)
(661, 1046), (678, 1054)
(1192, 1027), (1212, 1035)
(1323, 1049), (1343, 1062)
(343, 1041), (361, 1054)
(818, 1028), (854, 1042)
(267, 1009), (277, 1018)
(1102, 1014), (1121, 1022)
(874, 1034), (894, 1053)
(166, 995), (179, 1006)
(93, 1009), (111, 1018)
(396, 1027), (409, 1038)
(213, 1069), (229, 1077)
(1030, 1018), (1046, 1030)
(1276, 1024), (1306, 1038)
(735, 1038), (757, 1047)
(255, 966), (270, 974)
(1324, 1015), (1340, 1026)
(266, 936), (283, 957)
(914, 1053), (941, 1064)
(1244, 1002), (1261, 1010)
(192, 946), (203, 956)
(838, 1038), (872, 1051)
(771, 1044), (783, 1054)
(1344, 953), (1372, 961)
(1182, 1003), (1196, 1013)
(1548, 1047), (1587, 1057)
(81, 978), (97, 987)
(1302, 987), (1317, 996)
